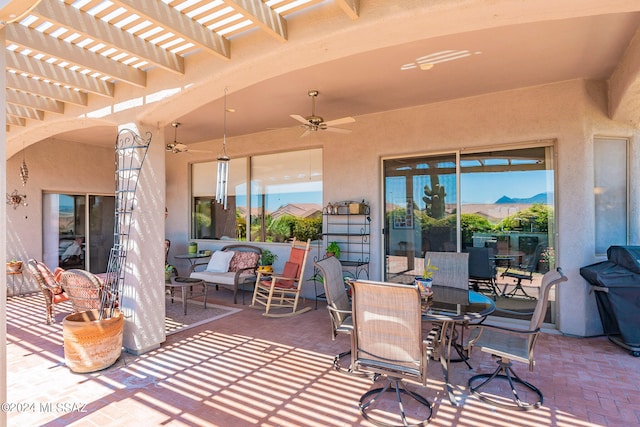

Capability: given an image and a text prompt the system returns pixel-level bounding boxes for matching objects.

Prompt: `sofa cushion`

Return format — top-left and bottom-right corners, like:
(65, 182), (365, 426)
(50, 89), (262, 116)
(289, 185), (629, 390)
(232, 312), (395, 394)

(191, 271), (237, 286)
(228, 251), (259, 273)
(206, 250), (235, 272)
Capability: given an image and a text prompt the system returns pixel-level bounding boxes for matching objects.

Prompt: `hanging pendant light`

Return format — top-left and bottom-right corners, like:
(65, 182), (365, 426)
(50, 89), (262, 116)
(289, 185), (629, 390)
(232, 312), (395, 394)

(20, 159), (29, 186)
(20, 143), (29, 186)
(215, 88), (230, 209)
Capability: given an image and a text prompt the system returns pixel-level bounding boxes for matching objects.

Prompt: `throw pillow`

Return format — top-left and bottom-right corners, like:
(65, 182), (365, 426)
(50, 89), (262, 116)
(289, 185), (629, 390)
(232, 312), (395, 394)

(205, 250), (235, 272)
(228, 251), (259, 273)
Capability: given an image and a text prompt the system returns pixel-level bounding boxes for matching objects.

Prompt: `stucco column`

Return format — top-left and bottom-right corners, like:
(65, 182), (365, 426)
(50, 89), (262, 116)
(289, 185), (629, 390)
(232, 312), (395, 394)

(0, 25), (8, 427)
(118, 122), (166, 354)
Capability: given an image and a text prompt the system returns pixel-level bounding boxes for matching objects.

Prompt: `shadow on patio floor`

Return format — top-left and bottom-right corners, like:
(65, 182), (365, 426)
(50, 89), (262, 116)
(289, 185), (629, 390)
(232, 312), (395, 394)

(6, 289), (638, 426)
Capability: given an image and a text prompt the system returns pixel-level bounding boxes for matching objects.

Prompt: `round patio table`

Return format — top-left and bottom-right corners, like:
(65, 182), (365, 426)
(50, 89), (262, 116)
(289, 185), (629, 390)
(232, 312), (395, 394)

(422, 286), (495, 406)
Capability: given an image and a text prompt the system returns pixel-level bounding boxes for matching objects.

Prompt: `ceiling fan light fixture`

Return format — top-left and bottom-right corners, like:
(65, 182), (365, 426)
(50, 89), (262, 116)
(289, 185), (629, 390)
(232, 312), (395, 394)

(166, 122), (182, 152)
(290, 90), (355, 137)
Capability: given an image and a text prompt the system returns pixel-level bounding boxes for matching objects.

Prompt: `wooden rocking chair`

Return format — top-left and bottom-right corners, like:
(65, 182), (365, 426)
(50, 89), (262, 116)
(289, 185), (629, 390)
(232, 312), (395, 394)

(250, 238), (312, 317)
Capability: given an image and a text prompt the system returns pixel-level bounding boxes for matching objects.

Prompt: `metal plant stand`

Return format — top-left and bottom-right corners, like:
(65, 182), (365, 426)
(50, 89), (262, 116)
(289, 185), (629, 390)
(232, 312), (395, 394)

(100, 128), (151, 317)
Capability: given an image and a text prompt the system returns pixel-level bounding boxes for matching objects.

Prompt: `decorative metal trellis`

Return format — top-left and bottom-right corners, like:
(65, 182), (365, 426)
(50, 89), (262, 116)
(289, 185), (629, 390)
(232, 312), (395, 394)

(99, 128), (151, 319)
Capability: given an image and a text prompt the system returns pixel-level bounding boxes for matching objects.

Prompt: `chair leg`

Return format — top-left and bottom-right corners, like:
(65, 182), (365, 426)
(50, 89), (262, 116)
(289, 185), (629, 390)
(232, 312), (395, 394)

(468, 357), (543, 411)
(45, 294), (54, 324)
(333, 351), (371, 378)
(359, 376), (432, 427)
(502, 279), (536, 299)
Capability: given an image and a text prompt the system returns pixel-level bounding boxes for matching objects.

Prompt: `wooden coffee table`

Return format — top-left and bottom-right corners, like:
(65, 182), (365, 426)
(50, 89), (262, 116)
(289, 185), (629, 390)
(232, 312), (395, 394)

(165, 276), (207, 315)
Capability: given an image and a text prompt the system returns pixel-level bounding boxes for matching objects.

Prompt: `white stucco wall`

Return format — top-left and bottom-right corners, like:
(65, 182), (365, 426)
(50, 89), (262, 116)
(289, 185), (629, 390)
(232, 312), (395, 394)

(5, 138), (114, 294)
(164, 78), (639, 337)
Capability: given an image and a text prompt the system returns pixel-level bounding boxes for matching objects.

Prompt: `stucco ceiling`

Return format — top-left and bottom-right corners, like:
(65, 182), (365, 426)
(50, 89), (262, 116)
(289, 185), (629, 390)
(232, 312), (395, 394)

(3, 1), (640, 154)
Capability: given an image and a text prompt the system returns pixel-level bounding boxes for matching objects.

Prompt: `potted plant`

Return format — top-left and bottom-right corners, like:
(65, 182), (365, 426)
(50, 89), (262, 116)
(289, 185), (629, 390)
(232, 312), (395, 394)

(62, 128), (149, 373)
(165, 264), (176, 281)
(326, 241), (341, 258)
(6, 258), (23, 273)
(539, 246), (555, 273)
(415, 258), (437, 295)
(258, 249), (277, 273)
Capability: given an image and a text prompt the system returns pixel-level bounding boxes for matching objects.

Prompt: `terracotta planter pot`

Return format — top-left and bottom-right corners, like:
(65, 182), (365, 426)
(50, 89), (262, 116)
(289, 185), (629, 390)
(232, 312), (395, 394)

(6, 261), (23, 273)
(62, 309), (124, 373)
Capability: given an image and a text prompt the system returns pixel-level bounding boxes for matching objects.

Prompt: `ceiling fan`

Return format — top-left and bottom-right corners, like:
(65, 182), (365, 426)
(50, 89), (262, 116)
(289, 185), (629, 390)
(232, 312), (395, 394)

(166, 122), (210, 154)
(290, 90), (355, 137)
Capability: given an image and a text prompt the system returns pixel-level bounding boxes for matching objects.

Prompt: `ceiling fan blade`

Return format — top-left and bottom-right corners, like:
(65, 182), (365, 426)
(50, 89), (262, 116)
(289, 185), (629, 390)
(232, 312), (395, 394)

(167, 142), (198, 153)
(290, 114), (310, 125)
(323, 116), (355, 127)
(324, 127), (352, 134)
(186, 149), (213, 153)
(300, 128), (312, 137)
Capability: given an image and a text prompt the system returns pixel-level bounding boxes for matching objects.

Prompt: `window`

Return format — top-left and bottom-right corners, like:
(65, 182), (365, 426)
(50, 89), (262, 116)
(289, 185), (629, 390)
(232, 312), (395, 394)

(594, 138), (628, 255)
(192, 158), (247, 239)
(191, 148), (322, 242)
(250, 148), (323, 242)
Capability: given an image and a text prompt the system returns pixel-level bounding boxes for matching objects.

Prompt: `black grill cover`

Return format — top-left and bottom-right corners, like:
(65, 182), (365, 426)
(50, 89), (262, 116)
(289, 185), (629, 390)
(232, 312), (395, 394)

(607, 246), (640, 274)
(580, 246), (640, 347)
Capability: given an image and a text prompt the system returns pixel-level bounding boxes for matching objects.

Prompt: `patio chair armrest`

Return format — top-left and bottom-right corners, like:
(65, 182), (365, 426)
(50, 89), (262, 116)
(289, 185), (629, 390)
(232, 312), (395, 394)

(264, 274), (297, 281)
(476, 323), (539, 338)
(465, 323), (538, 349)
(327, 306), (351, 316)
(493, 307), (535, 316)
(233, 266), (258, 282)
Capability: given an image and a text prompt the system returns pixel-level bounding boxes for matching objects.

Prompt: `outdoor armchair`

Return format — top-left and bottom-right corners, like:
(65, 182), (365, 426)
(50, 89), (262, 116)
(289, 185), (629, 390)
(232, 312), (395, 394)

(467, 246), (500, 300)
(59, 269), (104, 312)
(314, 255), (356, 374)
(27, 259), (69, 324)
(465, 267), (567, 410)
(425, 251), (473, 368)
(501, 243), (547, 299)
(350, 279), (433, 426)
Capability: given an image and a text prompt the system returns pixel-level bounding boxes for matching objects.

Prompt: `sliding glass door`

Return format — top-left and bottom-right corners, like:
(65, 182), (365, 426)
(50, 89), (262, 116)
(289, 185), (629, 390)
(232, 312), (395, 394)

(43, 193), (115, 273)
(384, 153), (458, 282)
(383, 143), (556, 321)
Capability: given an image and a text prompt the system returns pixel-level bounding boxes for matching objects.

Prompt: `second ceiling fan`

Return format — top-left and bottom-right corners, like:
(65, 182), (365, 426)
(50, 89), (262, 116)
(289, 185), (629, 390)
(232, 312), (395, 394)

(166, 122), (210, 154)
(290, 90), (355, 137)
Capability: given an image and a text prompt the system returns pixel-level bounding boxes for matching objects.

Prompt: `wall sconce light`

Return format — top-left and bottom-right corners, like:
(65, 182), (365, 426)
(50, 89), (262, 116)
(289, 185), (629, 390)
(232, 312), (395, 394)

(6, 190), (28, 209)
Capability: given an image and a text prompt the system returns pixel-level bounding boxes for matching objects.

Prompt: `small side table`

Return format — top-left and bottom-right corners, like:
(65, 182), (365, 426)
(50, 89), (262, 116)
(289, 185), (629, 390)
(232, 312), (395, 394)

(6, 264), (25, 297)
(165, 276), (207, 315)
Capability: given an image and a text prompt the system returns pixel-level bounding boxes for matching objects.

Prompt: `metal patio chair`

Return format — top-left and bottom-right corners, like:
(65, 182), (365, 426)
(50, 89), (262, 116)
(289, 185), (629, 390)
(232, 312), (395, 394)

(351, 279), (433, 426)
(466, 267), (567, 410)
